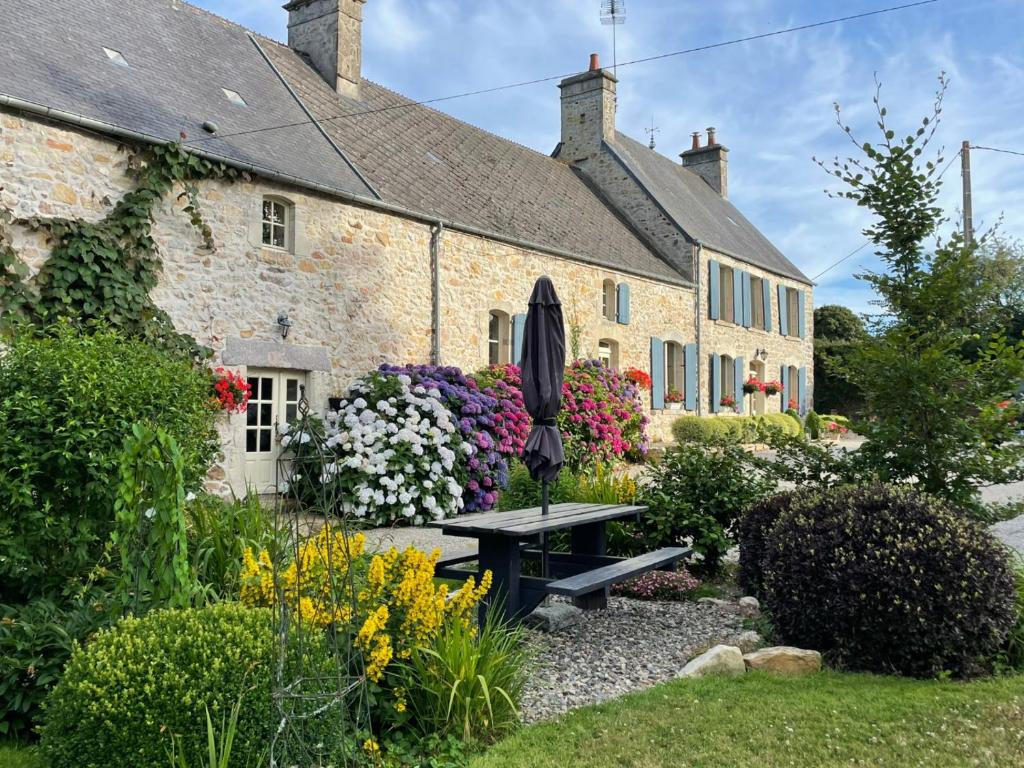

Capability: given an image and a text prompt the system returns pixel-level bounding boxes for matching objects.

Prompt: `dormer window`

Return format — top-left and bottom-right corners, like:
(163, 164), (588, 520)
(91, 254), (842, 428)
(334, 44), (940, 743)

(261, 197), (293, 251)
(103, 47), (128, 67)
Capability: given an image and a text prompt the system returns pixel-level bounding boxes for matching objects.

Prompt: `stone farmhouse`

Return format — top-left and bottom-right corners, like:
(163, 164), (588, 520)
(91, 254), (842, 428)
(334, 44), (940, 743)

(0, 0), (813, 493)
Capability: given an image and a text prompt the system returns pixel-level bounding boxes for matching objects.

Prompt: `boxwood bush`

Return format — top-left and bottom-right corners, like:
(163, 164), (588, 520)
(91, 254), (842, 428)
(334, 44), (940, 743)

(671, 413), (801, 445)
(42, 604), (279, 768)
(761, 484), (1016, 677)
(0, 324), (218, 602)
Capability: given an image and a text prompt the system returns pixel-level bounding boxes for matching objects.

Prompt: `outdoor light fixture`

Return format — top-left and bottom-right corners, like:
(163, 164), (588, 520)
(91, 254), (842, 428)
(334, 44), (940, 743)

(756, 348), (769, 361)
(276, 312), (293, 339)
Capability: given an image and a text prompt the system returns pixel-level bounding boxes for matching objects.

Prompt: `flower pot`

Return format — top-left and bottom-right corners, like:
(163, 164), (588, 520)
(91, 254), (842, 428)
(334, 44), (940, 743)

(666, 402), (683, 411)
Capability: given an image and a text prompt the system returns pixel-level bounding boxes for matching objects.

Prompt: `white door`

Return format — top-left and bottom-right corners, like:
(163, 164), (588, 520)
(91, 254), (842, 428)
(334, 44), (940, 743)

(244, 369), (307, 493)
(750, 360), (766, 415)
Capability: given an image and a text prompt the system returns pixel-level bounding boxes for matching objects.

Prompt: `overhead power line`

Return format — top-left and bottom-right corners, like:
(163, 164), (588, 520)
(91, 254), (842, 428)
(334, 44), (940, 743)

(971, 145), (1024, 158)
(186, 0), (939, 146)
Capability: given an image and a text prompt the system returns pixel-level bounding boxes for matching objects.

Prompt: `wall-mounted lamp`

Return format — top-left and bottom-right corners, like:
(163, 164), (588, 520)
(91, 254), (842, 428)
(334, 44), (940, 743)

(755, 348), (769, 361)
(276, 312), (293, 339)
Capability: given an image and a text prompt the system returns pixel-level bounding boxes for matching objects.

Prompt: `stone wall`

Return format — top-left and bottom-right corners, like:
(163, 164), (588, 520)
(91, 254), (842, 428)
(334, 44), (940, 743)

(1, 108), (812, 494)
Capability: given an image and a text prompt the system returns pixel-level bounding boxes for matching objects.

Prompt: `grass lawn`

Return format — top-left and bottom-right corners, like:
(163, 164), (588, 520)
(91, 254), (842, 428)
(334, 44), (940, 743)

(472, 671), (1024, 768)
(0, 744), (45, 768)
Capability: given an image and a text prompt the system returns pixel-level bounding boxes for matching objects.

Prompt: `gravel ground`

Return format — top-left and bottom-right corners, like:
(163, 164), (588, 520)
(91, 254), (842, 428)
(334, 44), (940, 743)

(519, 597), (744, 723)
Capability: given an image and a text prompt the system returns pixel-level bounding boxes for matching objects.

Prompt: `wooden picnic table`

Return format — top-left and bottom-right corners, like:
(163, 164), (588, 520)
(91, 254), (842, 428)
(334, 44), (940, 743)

(428, 502), (689, 627)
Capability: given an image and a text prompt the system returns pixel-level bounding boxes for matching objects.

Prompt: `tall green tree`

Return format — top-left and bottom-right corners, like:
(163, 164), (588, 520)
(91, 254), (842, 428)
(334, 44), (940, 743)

(813, 305), (867, 415)
(818, 75), (1024, 512)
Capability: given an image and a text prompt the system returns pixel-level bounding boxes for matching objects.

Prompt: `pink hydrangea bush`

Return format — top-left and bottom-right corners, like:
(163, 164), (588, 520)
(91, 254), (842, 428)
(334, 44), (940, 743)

(559, 360), (649, 468)
(611, 568), (700, 601)
(470, 364), (531, 459)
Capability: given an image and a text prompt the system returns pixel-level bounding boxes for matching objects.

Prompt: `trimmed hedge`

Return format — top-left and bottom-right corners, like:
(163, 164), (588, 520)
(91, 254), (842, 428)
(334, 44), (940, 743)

(761, 484), (1016, 677)
(671, 414), (802, 445)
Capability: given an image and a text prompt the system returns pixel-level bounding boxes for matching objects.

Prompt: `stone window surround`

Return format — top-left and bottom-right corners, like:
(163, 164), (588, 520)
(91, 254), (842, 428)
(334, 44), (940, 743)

(597, 337), (620, 371)
(247, 193), (311, 257)
(477, 302), (519, 365)
(487, 308), (512, 366)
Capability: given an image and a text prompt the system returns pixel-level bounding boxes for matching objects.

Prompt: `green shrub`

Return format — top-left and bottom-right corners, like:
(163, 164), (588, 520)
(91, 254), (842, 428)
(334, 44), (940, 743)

(0, 325), (218, 602)
(997, 557), (1024, 672)
(498, 462), (579, 511)
(402, 613), (529, 746)
(42, 604), (276, 768)
(0, 592), (114, 738)
(760, 413), (803, 438)
(671, 414), (803, 446)
(737, 490), (814, 599)
(761, 484), (1016, 677)
(638, 444), (775, 574)
(187, 492), (276, 601)
(805, 410), (823, 440)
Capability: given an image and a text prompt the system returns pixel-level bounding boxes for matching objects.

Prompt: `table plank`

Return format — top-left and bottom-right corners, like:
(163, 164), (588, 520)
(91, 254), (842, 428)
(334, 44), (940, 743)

(502, 505), (646, 536)
(428, 502), (595, 530)
(430, 504), (619, 536)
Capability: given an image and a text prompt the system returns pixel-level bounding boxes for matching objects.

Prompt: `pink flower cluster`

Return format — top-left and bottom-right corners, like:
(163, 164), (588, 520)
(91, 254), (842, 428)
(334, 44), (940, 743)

(611, 567), (700, 601)
(470, 364), (531, 458)
(560, 360), (649, 468)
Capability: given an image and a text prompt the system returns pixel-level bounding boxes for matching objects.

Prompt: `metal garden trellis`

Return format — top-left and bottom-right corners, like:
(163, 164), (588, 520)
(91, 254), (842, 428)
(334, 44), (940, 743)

(270, 387), (370, 767)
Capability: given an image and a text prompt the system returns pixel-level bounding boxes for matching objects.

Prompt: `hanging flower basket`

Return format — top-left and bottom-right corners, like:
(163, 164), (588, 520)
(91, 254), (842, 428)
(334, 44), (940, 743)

(743, 376), (766, 395)
(763, 380), (782, 396)
(213, 368), (251, 414)
(624, 367), (652, 389)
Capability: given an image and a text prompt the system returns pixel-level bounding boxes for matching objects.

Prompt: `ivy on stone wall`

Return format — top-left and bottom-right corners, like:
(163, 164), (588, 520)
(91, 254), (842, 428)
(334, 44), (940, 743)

(0, 142), (238, 358)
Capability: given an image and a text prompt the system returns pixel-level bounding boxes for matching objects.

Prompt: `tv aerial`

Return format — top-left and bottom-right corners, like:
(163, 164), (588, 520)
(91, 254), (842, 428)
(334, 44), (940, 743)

(600, 0), (626, 78)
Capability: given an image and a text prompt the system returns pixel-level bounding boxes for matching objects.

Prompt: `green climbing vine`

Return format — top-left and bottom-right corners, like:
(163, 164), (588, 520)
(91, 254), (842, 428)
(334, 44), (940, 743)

(0, 142), (239, 358)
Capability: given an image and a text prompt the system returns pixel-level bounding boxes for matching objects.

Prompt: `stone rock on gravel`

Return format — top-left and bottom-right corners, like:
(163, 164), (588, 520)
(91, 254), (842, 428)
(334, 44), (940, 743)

(738, 596), (761, 618)
(728, 630), (765, 653)
(743, 646), (821, 674)
(678, 645), (745, 678)
(697, 597), (735, 612)
(524, 603), (583, 632)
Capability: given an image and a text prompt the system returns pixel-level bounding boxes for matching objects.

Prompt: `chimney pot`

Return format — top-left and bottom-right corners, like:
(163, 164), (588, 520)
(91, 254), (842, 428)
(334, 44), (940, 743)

(707, 127), (717, 146)
(690, 132), (701, 151)
(589, 53), (600, 71)
(285, 0), (366, 99)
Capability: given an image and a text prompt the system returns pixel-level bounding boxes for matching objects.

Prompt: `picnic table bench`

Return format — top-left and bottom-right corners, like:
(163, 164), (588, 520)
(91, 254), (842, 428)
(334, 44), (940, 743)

(427, 502), (690, 626)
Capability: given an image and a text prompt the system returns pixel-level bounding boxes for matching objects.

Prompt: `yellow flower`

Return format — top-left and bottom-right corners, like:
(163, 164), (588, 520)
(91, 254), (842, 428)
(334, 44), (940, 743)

(363, 737), (380, 756)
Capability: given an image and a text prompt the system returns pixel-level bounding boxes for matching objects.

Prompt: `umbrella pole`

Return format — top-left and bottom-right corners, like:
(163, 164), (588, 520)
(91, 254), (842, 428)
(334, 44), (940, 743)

(541, 479), (550, 581)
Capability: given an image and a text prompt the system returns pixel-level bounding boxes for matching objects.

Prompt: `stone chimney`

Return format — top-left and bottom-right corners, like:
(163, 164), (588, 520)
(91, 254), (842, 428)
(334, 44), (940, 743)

(558, 53), (617, 163)
(284, 0), (366, 99)
(680, 127), (729, 199)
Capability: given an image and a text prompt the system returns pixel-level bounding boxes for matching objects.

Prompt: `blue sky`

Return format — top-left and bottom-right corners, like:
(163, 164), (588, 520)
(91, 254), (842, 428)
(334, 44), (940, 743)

(193, 0), (1024, 314)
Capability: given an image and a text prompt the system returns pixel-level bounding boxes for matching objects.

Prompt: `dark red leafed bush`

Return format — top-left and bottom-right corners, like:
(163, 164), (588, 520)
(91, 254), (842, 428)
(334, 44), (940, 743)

(761, 483), (1016, 677)
(737, 489), (815, 599)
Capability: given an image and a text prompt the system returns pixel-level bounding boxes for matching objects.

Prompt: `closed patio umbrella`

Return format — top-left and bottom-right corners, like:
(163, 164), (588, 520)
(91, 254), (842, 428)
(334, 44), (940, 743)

(519, 276), (565, 580)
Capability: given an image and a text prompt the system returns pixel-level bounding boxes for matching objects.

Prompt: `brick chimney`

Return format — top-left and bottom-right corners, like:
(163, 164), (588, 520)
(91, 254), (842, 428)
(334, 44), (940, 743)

(680, 127), (729, 199)
(284, 0), (366, 99)
(558, 53), (617, 163)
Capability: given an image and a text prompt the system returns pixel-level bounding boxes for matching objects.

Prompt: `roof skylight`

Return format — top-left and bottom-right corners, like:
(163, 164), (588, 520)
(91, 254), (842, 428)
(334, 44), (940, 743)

(103, 47), (128, 67)
(222, 88), (247, 107)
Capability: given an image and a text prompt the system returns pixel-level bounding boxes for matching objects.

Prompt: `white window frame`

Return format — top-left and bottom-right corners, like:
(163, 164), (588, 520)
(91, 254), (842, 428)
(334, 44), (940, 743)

(598, 338), (619, 371)
(665, 341), (685, 399)
(488, 310), (511, 366)
(261, 196), (293, 252)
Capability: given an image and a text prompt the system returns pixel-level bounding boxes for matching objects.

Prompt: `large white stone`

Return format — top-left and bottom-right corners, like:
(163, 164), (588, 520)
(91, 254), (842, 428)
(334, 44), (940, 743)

(738, 595), (761, 618)
(678, 645), (746, 678)
(743, 646), (822, 675)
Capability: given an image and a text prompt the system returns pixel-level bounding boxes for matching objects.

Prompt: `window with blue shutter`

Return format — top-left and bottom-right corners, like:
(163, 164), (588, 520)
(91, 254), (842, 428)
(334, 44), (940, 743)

(616, 283), (630, 324)
(708, 260), (720, 320)
(734, 355), (745, 414)
(778, 284), (789, 336)
(798, 366), (807, 414)
(797, 290), (806, 339)
(711, 353), (722, 413)
(732, 270), (743, 325)
(512, 313), (526, 368)
(742, 271), (752, 327)
(780, 365), (790, 412)
(650, 337), (665, 410)
(684, 343), (697, 411)
(763, 278), (773, 333)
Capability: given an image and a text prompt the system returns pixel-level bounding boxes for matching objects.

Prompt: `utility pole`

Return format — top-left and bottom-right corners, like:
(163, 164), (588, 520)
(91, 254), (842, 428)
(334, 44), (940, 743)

(961, 139), (973, 245)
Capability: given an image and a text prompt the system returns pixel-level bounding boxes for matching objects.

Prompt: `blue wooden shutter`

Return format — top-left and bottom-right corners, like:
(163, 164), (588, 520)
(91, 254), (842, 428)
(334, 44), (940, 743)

(798, 366), (807, 414)
(684, 342), (697, 412)
(708, 261), (720, 320)
(617, 283), (630, 325)
(512, 313), (526, 367)
(778, 284), (789, 336)
(742, 271), (752, 327)
(734, 356), (745, 414)
(780, 365), (789, 412)
(797, 290), (806, 339)
(650, 337), (665, 410)
(763, 278), (773, 333)
(733, 271), (743, 325)
(711, 354), (722, 413)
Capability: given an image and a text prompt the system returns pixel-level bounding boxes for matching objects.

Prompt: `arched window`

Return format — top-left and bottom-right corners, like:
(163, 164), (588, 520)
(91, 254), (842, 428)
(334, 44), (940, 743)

(261, 196), (294, 252)
(488, 310), (511, 366)
(598, 338), (619, 371)
(665, 341), (685, 400)
(602, 279), (617, 322)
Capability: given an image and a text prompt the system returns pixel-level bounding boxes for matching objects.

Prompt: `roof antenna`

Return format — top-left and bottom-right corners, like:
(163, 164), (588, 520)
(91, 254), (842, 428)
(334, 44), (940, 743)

(600, 0), (626, 80)
(645, 116), (659, 150)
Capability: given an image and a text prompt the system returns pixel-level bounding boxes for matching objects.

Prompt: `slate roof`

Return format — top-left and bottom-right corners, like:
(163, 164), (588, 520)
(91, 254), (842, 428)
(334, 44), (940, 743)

(607, 132), (811, 283)
(0, 0), (375, 198)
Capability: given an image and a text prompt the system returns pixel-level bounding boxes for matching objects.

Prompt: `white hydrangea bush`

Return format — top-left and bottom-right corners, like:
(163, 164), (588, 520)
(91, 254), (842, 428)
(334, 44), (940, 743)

(319, 371), (469, 525)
